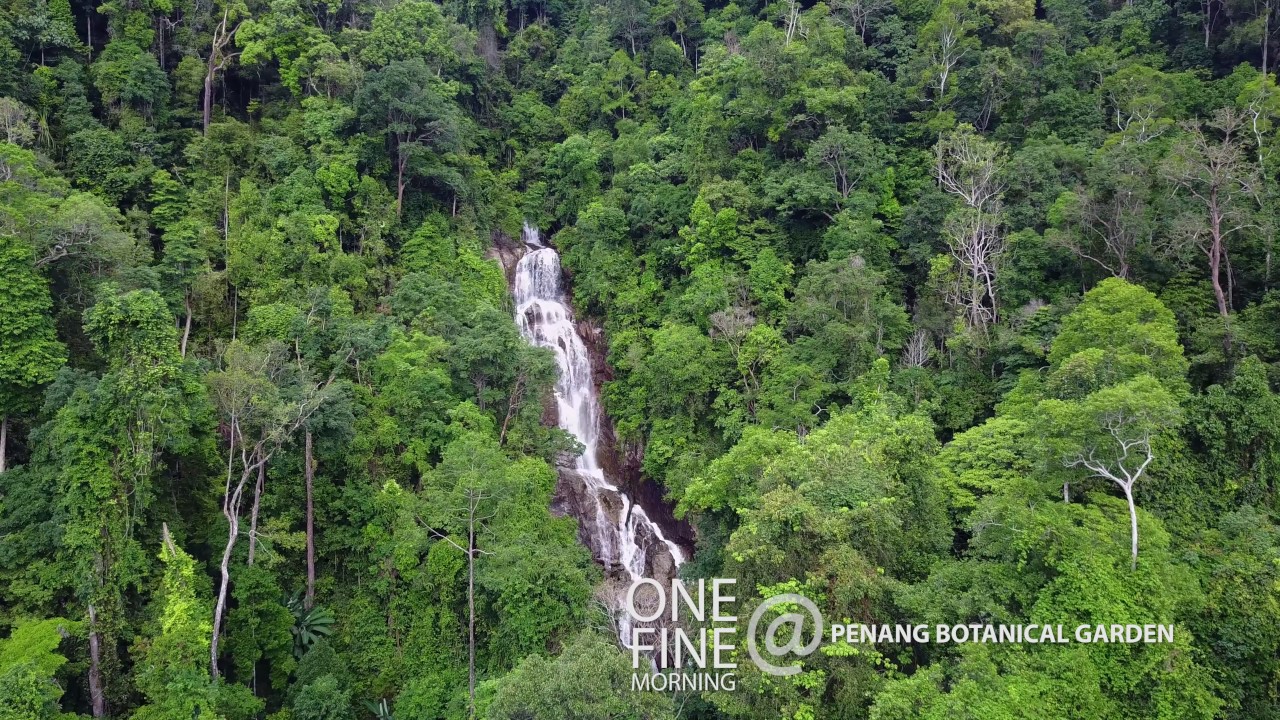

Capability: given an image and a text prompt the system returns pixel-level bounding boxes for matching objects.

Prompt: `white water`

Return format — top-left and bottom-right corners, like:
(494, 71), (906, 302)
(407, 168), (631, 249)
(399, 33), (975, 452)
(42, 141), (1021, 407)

(513, 222), (684, 643)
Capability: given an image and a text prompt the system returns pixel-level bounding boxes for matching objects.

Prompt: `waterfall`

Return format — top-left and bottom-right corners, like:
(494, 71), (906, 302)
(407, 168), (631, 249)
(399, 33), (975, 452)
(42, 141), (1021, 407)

(513, 222), (685, 645)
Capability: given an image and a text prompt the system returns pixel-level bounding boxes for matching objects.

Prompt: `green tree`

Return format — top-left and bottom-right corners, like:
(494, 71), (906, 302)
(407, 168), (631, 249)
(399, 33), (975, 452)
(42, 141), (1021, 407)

(132, 527), (241, 720)
(1039, 376), (1183, 569)
(0, 235), (64, 473)
(0, 617), (79, 720)
(483, 632), (674, 720)
(356, 59), (464, 216)
(1046, 277), (1189, 397)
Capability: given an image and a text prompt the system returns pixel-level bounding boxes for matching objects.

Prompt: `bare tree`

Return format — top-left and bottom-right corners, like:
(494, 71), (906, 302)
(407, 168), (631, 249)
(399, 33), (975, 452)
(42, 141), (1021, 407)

(1053, 191), (1144, 278)
(780, 0), (803, 44)
(1163, 109), (1261, 342)
(1053, 150), (1157, 279)
(710, 306), (756, 364)
(203, 6), (242, 135)
(1243, 82), (1279, 283)
(936, 127), (1007, 330)
(921, 0), (974, 103)
(1065, 412), (1156, 571)
(1050, 377), (1180, 570)
(900, 329), (931, 368)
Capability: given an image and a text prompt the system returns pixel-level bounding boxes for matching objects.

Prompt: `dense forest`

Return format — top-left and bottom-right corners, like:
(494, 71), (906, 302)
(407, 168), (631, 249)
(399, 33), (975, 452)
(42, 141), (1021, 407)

(1, 0), (1279, 716)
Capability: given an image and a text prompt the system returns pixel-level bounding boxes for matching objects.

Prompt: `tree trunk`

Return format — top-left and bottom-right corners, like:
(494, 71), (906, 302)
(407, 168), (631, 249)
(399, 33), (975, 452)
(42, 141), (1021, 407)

(1210, 232), (1229, 319)
(1265, 1), (1271, 76)
(88, 604), (106, 717)
(1123, 483), (1138, 571)
(180, 295), (192, 358)
(1208, 212), (1234, 354)
(246, 461), (265, 565)
(203, 10), (229, 135)
(396, 152), (407, 217)
(305, 429), (316, 610)
(213, 465), (250, 677)
(468, 520), (476, 720)
(0, 414), (7, 474)
(203, 61), (215, 134)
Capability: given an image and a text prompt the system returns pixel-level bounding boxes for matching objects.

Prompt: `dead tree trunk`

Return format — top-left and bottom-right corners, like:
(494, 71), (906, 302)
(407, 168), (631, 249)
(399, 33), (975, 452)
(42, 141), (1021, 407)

(1123, 483), (1139, 571)
(1067, 431), (1155, 571)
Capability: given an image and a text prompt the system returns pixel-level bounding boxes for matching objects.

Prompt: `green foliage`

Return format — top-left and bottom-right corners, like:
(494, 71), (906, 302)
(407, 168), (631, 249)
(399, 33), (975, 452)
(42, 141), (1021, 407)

(91, 40), (169, 120)
(483, 632), (674, 720)
(0, 235), (64, 422)
(286, 596), (336, 660)
(1047, 278), (1189, 397)
(132, 531), (243, 720)
(292, 674), (355, 720)
(1, 0), (1279, 718)
(0, 617), (79, 718)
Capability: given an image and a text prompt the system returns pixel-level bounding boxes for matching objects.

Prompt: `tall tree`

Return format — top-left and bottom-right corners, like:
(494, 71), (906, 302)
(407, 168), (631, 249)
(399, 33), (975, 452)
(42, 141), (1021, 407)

(1164, 109), (1262, 334)
(357, 59), (464, 216)
(55, 288), (205, 717)
(935, 125), (1007, 331)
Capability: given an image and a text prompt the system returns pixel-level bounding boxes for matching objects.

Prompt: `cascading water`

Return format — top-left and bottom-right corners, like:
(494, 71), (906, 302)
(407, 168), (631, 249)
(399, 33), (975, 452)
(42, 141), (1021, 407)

(513, 222), (685, 645)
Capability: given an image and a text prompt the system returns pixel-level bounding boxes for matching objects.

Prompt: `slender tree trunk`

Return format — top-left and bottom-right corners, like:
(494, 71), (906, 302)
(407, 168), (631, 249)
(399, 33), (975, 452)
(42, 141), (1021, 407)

(1265, 2), (1271, 76)
(1123, 483), (1138, 571)
(204, 9), (231, 134)
(305, 429), (316, 610)
(468, 518), (476, 720)
(157, 18), (165, 70)
(396, 151), (407, 217)
(88, 604), (106, 717)
(247, 461), (265, 565)
(203, 63), (215, 134)
(212, 480), (241, 677)
(213, 427), (252, 678)
(1208, 212), (1234, 354)
(181, 295), (192, 358)
(0, 414), (7, 474)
